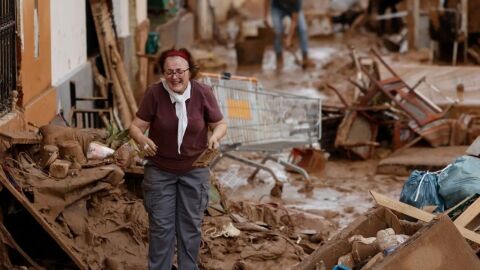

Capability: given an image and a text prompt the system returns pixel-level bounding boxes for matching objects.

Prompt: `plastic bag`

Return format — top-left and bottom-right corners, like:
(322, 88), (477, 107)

(438, 155), (480, 208)
(86, 141), (115, 160)
(400, 170), (445, 213)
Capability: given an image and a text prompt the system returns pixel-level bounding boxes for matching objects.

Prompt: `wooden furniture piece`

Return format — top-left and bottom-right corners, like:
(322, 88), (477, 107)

(69, 82), (114, 129)
(363, 49), (444, 127)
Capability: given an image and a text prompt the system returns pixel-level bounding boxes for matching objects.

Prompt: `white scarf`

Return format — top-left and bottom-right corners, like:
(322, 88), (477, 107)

(162, 79), (191, 154)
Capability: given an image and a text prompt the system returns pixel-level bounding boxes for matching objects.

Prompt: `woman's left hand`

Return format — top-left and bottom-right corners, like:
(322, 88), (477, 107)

(208, 135), (219, 149)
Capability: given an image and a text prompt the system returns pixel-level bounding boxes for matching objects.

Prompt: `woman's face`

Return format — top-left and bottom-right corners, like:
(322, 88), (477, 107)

(163, 56), (190, 94)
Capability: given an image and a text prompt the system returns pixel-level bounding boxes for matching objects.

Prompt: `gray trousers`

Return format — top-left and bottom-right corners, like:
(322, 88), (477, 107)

(142, 164), (210, 270)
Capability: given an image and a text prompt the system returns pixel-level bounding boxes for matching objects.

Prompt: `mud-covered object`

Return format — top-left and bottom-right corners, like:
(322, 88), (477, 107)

(40, 124), (108, 155)
(14, 164), (124, 221)
(438, 155), (480, 208)
(400, 170), (445, 212)
(113, 142), (133, 168)
(58, 191), (148, 269)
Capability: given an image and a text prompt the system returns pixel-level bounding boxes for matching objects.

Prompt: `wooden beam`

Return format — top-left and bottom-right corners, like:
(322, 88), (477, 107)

(454, 198), (480, 227)
(90, 0), (135, 127)
(370, 190), (435, 222)
(0, 131), (42, 145)
(407, 0), (420, 50)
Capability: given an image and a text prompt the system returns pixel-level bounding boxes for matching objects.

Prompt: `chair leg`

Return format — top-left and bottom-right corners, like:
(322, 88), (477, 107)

(429, 41), (436, 64)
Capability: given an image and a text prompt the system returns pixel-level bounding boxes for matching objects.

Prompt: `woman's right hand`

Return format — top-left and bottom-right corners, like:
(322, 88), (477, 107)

(129, 117), (157, 157)
(140, 137), (158, 157)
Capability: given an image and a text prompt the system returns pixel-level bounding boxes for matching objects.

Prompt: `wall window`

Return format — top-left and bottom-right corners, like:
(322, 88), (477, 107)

(0, 0), (17, 117)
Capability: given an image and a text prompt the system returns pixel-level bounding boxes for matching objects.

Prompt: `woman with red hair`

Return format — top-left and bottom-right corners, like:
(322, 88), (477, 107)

(129, 48), (227, 270)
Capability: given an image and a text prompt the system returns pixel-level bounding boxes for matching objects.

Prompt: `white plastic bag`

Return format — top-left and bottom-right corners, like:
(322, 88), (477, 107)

(87, 141), (115, 160)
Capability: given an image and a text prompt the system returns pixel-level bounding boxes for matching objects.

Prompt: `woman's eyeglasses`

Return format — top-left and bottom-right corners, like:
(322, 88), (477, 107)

(164, 68), (190, 76)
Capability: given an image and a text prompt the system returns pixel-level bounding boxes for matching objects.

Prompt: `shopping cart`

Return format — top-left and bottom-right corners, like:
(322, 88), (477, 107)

(200, 72), (322, 194)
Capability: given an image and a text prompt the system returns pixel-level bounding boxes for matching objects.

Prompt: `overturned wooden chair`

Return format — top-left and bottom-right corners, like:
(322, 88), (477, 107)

(363, 49), (445, 127)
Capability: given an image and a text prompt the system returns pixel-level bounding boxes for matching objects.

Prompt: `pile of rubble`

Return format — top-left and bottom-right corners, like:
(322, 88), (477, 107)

(322, 48), (480, 161)
(0, 124), (339, 269)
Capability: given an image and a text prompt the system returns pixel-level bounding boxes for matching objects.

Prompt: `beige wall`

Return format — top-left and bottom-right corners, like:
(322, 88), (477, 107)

(50, 0), (87, 86)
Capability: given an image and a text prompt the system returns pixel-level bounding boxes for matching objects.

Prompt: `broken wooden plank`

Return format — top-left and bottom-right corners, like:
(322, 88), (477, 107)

(90, 0), (135, 127)
(407, 0), (420, 50)
(134, 19), (150, 103)
(370, 190), (480, 244)
(378, 64), (480, 105)
(454, 197), (480, 227)
(0, 168), (88, 270)
(466, 136), (480, 156)
(370, 191), (435, 222)
(389, 135), (422, 157)
(325, 84), (349, 108)
(0, 131), (42, 145)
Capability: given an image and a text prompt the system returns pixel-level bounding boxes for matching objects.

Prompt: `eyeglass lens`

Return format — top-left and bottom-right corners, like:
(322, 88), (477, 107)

(165, 68), (189, 76)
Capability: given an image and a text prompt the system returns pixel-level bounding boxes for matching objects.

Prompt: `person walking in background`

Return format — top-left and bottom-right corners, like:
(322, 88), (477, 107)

(129, 48), (227, 270)
(264, 0), (315, 70)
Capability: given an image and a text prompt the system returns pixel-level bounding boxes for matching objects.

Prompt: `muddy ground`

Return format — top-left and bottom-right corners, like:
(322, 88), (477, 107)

(197, 32), (409, 269)
(211, 31), (403, 227)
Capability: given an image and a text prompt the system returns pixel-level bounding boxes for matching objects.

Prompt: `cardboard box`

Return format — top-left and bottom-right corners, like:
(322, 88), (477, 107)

(294, 207), (410, 270)
(296, 207), (480, 270)
(371, 216), (480, 270)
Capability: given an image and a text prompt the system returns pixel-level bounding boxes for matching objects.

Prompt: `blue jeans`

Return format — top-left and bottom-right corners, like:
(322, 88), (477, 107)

(142, 165), (210, 270)
(271, 4), (309, 55)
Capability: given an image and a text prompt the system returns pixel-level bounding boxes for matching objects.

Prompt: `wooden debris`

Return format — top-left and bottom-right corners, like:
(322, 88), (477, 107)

(351, 240), (379, 264)
(134, 19), (150, 103)
(58, 140), (87, 164)
(335, 110), (378, 159)
(371, 216), (480, 270)
(290, 148), (327, 176)
(0, 131), (42, 145)
(378, 65), (480, 106)
(49, 160), (72, 179)
(193, 148), (220, 168)
(454, 197), (480, 227)
(370, 190), (480, 244)
(365, 49), (444, 126)
(38, 145), (59, 169)
(90, 0), (137, 127)
(466, 136), (480, 156)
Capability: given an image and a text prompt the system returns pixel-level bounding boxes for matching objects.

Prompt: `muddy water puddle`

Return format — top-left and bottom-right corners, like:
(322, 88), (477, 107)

(214, 158), (401, 230)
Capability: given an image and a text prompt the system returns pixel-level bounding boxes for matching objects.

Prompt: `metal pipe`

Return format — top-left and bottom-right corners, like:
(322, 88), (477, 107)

(223, 153), (282, 183)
